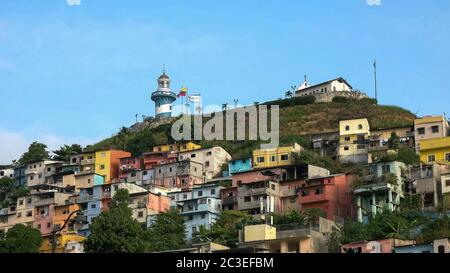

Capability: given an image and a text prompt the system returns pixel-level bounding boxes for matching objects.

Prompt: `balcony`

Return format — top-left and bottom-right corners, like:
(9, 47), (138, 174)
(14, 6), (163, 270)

(298, 192), (329, 204)
(238, 200), (262, 210)
(81, 158), (95, 165)
(25, 169), (38, 175)
(34, 198), (55, 207)
(222, 196), (237, 205)
(101, 192), (112, 199)
(248, 187), (268, 195)
(34, 214), (50, 221)
(77, 195), (94, 203)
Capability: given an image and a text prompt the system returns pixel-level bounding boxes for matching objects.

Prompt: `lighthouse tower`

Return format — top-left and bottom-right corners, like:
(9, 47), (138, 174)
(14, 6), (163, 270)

(151, 71), (177, 119)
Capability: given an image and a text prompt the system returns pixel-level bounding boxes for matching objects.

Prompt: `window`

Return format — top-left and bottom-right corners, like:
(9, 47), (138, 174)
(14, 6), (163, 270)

(17, 212), (22, 218)
(357, 145), (366, 150)
(280, 154), (289, 161)
(88, 179), (91, 184)
(211, 189), (216, 195)
(446, 153), (450, 162)
(183, 194), (188, 199)
(19, 200), (23, 206)
(315, 187), (324, 195)
(301, 189), (309, 196)
(131, 172), (136, 177)
(382, 164), (391, 174)
(100, 165), (105, 170)
(205, 161), (210, 167)
(47, 223), (51, 228)
(30, 176), (34, 181)
(417, 128), (425, 135)
(188, 215), (193, 221)
(143, 171), (148, 175)
(201, 213), (206, 219)
(290, 196), (296, 203)
(138, 211), (144, 218)
(27, 198), (31, 204)
(345, 125), (350, 131)
(431, 126), (439, 133)
(445, 180), (450, 187)
(26, 211), (32, 217)
(358, 124), (363, 130)
(244, 196), (251, 202)
(114, 185), (119, 191)
(257, 157), (265, 163)
(37, 224), (41, 229)
(344, 136), (351, 141)
(344, 146), (350, 151)
(191, 154), (196, 158)
(47, 167), (51, 172)
(438, 245), (445, 254)
(198, 191), (203, 197)
(270, 155), (276, 162)
(206, 152), (212, 156)
(91, 204), (96, 209)
(428, 155), (436, 163)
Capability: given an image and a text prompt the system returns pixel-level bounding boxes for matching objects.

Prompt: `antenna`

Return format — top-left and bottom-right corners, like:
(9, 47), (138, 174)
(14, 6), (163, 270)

(373, 60), (378, 101)
(233, 99), (239, 109)
(162, 64), (166, 74)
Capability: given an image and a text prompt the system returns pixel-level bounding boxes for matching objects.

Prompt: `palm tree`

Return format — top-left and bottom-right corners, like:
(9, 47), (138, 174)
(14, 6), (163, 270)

(222, 103), (229, 111)
(285, 90), (293, 98)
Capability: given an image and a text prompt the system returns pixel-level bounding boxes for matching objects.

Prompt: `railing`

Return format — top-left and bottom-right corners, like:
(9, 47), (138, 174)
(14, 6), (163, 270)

(222, 196), (237, 205)
(77, 195), (94, 203)
(80, 158), (95, 165)
(34, 198), (55, 207)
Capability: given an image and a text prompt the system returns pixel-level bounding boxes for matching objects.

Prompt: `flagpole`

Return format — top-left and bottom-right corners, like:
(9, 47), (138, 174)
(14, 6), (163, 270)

(374, 60), (378, 101)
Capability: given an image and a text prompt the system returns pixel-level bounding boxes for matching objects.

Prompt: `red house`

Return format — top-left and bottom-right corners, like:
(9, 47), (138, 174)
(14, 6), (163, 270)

(297, 174), (356, 221)
(142, 151), (177, 170)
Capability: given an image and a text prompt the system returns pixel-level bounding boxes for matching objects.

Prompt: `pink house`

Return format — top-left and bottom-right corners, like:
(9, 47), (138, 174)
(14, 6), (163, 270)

(34, 203), (55, 236)
(147, 192), (170, 214)
(119, 156), (144, 179)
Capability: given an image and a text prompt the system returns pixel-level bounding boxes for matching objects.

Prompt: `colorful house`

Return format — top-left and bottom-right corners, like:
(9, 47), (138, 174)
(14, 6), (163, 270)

(168, 183), (224, 241)
(419, 136), (450, 164)
(341, 239), (415, 253)
(354, 161), (407, 222)
(118, 156), (144, 179)
(40, 233), (86, 253)
(338, 118), (371, 164)
(252, 143), (303, 169)
(228, 158), (253, 175)
(94, 149), (131, 183)
(142, 151), (178, 170)
(152, 142), (201, 153)
(178, 146), (232, 180)
(414, 115), (450, 153)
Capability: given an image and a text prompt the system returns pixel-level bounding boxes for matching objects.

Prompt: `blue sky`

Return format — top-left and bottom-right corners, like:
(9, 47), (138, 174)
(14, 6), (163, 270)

(0, 0), (449, 164)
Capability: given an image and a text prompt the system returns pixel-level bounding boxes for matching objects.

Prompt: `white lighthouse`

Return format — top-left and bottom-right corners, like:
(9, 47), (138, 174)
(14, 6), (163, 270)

(151, 71), (177, 119)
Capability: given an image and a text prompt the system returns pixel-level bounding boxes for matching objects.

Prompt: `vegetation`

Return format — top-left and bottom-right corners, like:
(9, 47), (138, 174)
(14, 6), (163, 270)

(273, 208), (326, 226)
(0, 176), (30, 208)
(52, 144), (83, 162)
(0, 224), (43, 253)
(293, 150), (363, 175)
(193, 210), (253, 248)
(144, 209), (186, 252)
(84, 189), (144, 253)
(17, 142), (50, 165)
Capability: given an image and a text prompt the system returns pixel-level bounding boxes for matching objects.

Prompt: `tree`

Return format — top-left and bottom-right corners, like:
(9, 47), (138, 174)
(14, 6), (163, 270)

(193, 210), (252, 248)
(303, 208), (326, 225)
(84, 189), (144, 253)
(145, 209), (186, 252)
(125, 129), (156, 156)
(420, 215), (450, 243)
(0, 224), (43, 253)
(396, 147), (420, 165)
(52, 144), (82, 162)
(388, 132), (400, 149)
(273, 209), (306, 225)
(18, 142), (50, 165)
(0, 177), (29, 208)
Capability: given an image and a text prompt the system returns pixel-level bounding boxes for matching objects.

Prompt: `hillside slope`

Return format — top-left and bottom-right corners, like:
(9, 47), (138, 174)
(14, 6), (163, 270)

(87, 100), (416, 158)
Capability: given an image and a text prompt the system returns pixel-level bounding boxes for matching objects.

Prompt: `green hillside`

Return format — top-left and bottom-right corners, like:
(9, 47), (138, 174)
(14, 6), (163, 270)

(86, 99), (416, 160)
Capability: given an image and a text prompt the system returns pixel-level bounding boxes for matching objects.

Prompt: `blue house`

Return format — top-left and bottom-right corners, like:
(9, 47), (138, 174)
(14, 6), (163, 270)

(13, 165), (27, 187)
(393, 243), (434, 253)
(228, 158), (252, 175)
(168, 183), (224, 241)
(76, 174), (104, 237)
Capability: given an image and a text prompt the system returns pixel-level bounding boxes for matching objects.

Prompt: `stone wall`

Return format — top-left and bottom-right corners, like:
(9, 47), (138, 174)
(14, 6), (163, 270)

(313, 91), (369, 103)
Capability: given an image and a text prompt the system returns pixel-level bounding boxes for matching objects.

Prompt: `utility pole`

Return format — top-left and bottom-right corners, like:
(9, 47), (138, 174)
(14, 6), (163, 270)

(373, 60), (378, 101)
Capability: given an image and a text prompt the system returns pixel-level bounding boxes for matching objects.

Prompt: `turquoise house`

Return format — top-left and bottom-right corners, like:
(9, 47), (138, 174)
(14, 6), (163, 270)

(228, 158), (252, 175)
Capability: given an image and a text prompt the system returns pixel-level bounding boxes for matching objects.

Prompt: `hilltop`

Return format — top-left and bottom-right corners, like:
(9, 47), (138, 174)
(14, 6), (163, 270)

(86, 98), (416, 159)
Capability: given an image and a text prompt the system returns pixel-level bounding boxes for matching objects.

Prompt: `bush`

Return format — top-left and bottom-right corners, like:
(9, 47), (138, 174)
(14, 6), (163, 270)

(265, 95), (316, 108)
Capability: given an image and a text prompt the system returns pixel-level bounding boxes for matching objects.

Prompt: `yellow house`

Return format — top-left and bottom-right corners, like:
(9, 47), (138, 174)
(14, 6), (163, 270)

(152, 142), (201, 153)
(339, 118), (371, 163)
(244, 224), (277, 242)
(40, 233), (86, 253)
(252, 143), (303, 169)
(95, 150), (131, 183)
(419, 136), (450, 164)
